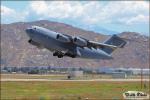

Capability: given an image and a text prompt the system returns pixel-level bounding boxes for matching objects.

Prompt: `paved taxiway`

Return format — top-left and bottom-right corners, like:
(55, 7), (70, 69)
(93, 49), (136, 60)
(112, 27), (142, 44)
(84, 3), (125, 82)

(1, 79), (149, 82)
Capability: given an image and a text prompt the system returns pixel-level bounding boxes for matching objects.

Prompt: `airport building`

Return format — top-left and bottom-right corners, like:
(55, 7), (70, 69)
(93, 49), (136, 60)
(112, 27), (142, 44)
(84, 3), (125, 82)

(97, 67), (150, 76)
(68, 70), (83, 78)
(111, 72), (127, 79)
(128, 68), (150, 75)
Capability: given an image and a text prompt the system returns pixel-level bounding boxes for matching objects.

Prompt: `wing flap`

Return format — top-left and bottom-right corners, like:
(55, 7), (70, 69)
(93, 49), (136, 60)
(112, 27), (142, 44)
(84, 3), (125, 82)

(88, 41), (117, 49)
(59, 34), (119, 50)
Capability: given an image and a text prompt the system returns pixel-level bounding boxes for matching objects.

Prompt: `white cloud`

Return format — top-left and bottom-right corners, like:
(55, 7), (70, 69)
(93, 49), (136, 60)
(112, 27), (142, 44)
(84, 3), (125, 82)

(1, 1), (149, 35)
(29, 1), (149, 25)
(128, 15), (149, 24)
(30, 1), (48, 16)
(103, 1), (149, 25)
(1, 5), (15, 16)
(1, 5), (28, 23)
(118, 15), (149, 25)
(30, 1), (84, 19)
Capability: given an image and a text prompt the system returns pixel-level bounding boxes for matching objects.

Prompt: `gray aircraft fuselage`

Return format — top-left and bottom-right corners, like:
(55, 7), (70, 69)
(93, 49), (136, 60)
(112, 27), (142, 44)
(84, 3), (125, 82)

(25, 26), (119, 59)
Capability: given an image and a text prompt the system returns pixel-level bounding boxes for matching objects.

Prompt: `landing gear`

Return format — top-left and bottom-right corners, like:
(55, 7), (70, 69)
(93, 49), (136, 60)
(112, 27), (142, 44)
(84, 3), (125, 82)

(53, 52), (64, 58)
(28, 39), (32, 43)
(53, 52), (58, 56)
(28, 39), (42, 48)
(53, 51), (76, 58)
(71, 55), (76, 58)
(58, 55), (63, 58)
(65, 53), (76, 58)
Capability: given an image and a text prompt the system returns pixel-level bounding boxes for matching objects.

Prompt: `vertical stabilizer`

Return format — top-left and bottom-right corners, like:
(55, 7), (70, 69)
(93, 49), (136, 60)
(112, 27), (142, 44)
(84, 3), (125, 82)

(102, 35), (126, 54)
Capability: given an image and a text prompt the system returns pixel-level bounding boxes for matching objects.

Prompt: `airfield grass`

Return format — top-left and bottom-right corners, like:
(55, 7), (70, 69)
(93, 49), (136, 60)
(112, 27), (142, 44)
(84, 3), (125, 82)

(1, 81), (149, 100)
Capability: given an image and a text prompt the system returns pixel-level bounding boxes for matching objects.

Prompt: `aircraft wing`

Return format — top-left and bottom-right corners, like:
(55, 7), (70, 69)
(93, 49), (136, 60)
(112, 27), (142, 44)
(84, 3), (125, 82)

(57, 33), (124, 50)
(87, 41), (117, 49)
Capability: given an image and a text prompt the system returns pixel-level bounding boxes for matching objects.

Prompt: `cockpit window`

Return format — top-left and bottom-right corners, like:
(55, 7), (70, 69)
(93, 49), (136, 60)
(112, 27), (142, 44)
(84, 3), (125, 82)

(32, 26), (37, 30)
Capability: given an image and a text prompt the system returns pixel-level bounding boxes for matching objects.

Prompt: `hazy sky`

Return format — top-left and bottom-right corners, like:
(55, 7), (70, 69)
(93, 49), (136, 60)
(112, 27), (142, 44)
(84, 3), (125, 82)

(1, 1), (149, 36)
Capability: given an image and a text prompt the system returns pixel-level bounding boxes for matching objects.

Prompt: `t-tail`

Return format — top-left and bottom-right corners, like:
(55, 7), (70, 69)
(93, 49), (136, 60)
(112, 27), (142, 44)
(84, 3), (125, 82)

(102, 35), (126, 54)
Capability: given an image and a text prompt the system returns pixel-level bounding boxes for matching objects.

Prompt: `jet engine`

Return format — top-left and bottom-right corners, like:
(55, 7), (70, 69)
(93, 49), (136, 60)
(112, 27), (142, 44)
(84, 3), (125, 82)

(73, 37), (87, 47)
(56, 34), (71, 43)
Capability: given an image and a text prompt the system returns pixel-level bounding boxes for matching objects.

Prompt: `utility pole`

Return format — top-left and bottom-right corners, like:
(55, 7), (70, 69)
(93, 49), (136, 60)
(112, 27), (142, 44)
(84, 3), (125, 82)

(141, 68), (143, 89)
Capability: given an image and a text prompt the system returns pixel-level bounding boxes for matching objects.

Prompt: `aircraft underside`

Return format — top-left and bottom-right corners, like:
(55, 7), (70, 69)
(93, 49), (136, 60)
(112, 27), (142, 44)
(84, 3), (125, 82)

(28, 39), (76, 58)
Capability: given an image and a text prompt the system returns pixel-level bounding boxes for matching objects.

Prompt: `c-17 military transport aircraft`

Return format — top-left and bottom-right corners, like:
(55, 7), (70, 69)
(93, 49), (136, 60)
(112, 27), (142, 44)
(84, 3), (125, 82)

(25, 26), (126, 59)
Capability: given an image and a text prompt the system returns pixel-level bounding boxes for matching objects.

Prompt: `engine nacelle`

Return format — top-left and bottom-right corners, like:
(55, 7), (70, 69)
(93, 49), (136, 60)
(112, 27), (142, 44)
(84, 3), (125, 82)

(56, 34), (71, 43)
(73, 37), (87, 47)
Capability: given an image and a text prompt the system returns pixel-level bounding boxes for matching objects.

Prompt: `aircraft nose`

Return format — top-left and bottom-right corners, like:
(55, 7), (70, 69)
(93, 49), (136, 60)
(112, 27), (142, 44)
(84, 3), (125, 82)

(25, 28), (34, 38)
(25, 28), (32, 33)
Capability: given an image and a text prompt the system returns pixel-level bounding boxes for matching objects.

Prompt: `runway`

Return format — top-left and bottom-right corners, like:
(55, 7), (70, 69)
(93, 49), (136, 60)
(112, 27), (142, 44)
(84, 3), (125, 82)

(1, 78), (149, 82)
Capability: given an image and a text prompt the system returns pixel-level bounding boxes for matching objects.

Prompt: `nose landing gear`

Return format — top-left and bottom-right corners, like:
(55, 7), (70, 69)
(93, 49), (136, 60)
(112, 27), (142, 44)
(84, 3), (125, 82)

(28, 39), (32, 43)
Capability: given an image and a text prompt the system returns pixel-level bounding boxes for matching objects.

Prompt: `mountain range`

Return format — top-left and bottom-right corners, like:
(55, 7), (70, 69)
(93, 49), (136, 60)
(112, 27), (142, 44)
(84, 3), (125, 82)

(1, 20), (149, 68)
